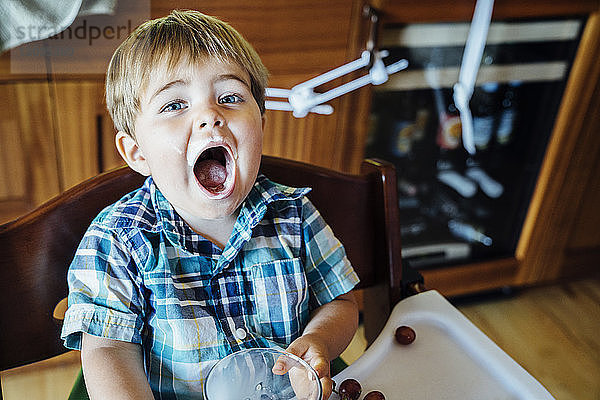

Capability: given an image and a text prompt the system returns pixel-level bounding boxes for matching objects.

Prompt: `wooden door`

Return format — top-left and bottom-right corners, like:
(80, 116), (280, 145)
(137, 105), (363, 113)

(516, 13), (600, 284)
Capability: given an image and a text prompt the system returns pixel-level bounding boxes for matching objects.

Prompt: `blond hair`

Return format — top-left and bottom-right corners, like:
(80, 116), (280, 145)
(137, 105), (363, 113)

(105, 10), (269, 138)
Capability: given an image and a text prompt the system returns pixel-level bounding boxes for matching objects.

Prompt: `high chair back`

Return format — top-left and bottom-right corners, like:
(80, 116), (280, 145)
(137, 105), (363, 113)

(0, 156), (404, 395)
(0, 169), (146, 374)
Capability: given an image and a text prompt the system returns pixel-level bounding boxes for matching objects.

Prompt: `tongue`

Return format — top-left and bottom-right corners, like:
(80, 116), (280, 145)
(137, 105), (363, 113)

(195, 159), (227, 188)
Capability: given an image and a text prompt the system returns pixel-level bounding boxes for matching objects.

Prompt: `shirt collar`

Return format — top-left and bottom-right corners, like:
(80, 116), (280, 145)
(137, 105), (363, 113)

(147, 174), (311, 257)
(244, 173), (311, 213)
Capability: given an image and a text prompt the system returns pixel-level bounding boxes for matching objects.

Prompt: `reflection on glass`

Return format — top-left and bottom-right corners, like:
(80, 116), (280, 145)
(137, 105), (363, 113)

(203, 348), (322, 400)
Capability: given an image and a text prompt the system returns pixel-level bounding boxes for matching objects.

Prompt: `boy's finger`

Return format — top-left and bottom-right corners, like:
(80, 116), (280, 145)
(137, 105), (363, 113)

(285, 339), (310, 358)
(310, 357), (330, 379)
(320, 376), (334, 400)
(272, 355), (293, 375)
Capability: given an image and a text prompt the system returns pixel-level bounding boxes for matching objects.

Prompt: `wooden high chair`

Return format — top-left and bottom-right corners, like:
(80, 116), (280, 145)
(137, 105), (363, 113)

(0, 156), (415, 399)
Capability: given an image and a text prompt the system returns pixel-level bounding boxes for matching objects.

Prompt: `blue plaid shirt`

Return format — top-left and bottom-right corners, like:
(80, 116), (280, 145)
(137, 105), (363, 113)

(61, 174), (359, 399)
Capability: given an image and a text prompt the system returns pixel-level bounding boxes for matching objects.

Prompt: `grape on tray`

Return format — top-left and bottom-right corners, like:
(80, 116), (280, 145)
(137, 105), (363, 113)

(394, 325), (416, 345)
(363, 390), (386, 400)
(338, 378), (361, 400)
(336, 378), (386, 400)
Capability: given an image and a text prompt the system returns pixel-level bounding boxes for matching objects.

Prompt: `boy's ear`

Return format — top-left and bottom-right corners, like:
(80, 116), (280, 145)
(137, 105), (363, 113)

(115, 131), (151, 176)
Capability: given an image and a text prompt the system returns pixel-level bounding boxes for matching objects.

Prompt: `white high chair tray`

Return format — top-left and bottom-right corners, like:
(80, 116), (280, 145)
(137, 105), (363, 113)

(332, 290), (554, 400)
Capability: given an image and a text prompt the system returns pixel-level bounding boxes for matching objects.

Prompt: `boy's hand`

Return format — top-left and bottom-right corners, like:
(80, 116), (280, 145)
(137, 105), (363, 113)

(273, 293), (358, 399)
(273, 333), (334, 399)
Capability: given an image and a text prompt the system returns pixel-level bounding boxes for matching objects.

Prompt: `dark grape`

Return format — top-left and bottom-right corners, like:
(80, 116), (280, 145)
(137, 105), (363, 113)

(338, 378), (361, 400)
(364, 391), (386, 400)
(395, 325), (416, 345)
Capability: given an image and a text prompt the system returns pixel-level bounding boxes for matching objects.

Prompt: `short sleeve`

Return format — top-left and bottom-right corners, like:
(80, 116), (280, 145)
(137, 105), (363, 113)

(61, 221), (146, 350)
(301, 198), (360, 308)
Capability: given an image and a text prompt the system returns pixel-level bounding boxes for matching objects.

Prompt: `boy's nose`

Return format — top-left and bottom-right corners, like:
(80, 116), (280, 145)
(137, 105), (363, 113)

(197, 108), (225, 130)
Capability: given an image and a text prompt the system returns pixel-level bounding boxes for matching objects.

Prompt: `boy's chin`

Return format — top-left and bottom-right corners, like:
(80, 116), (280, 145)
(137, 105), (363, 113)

(193, 186), (244, 218)
(193, 203), (241, 221)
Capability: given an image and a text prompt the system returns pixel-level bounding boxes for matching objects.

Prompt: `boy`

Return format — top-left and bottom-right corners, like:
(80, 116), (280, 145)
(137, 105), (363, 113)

(61, 9), (359, 400)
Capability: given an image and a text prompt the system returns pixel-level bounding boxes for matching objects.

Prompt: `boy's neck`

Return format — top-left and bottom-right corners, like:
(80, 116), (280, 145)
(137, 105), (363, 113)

(178, 208), (240, 250)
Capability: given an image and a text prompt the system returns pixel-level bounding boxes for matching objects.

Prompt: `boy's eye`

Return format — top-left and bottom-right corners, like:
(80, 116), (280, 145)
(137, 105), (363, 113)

(219, 94), (243, 104)
(161, 101), (187, 113)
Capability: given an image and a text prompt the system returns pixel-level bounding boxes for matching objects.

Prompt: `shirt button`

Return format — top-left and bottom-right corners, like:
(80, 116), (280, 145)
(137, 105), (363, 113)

(235, 327), (247, 340)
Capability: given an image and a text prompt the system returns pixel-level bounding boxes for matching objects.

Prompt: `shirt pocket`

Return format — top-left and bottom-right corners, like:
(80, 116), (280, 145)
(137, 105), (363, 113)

(250, 258), (308, 345)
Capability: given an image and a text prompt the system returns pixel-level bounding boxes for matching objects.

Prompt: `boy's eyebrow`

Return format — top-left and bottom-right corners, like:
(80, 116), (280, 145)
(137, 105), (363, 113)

(215, 73), (251, 88)
(149, 79), (188, 102)
(148, 73), (250, 102)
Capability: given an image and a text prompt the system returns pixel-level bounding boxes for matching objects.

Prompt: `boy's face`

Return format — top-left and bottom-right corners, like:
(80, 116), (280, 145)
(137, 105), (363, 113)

(117, 57), (264, 222)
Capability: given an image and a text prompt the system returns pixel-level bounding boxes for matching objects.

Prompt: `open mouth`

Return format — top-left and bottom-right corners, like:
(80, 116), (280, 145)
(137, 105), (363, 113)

(193, 146), (233, 197)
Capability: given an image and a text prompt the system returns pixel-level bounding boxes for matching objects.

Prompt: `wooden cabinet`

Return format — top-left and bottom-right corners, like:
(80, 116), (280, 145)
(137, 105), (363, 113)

(372, 1), (600, 295)
(516, 14), (600, 285)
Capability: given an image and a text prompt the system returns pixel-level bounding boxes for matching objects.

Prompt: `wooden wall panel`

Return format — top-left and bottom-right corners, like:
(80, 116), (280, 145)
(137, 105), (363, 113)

(0, 82), (61, 223)
(13, 83), (62, 204)
(151, 0), (355, 79)
(263, 105), (337, 169)
(99, 110), (124, 172)
(53, 82), (103, 190)
(0, 119), (26, 200)
(262, 87), (371, 173)
(54, 81), (124, 185)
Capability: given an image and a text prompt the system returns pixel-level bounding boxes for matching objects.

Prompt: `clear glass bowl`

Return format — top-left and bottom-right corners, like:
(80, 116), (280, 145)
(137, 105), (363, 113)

(203, 347), (322, 400)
